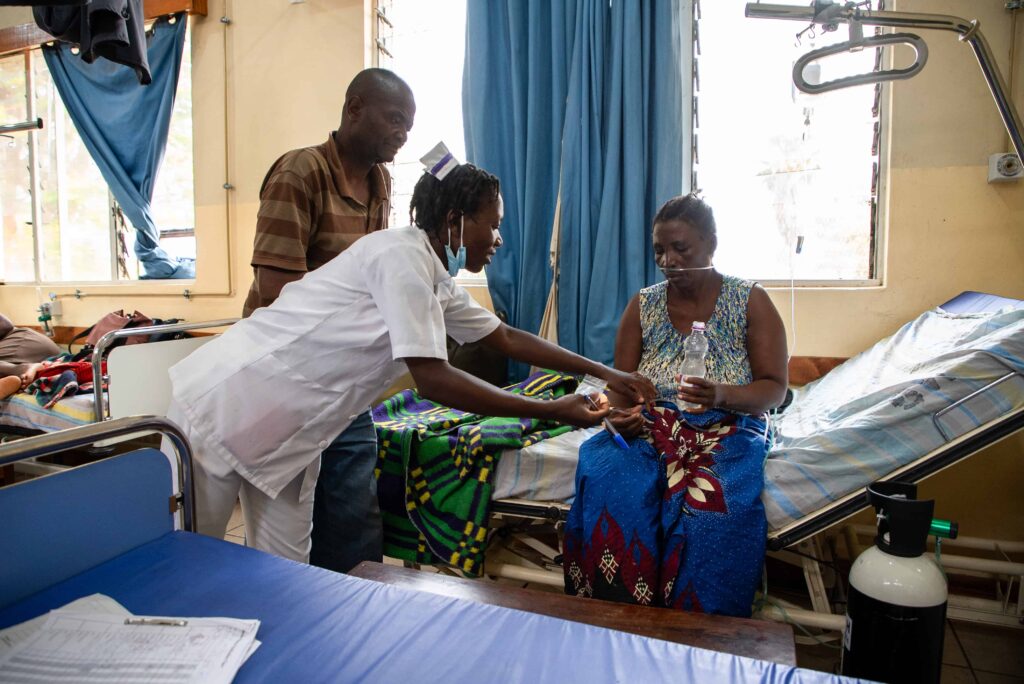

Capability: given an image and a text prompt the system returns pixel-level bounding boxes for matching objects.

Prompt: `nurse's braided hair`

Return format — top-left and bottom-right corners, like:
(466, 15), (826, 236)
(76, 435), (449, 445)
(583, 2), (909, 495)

(653, 192), (716, 242)
(410, 164), (501, 235)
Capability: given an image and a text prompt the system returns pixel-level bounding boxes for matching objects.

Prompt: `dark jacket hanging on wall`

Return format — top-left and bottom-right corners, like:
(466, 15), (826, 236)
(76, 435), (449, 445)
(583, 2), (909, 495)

(32, 0), (151, 85)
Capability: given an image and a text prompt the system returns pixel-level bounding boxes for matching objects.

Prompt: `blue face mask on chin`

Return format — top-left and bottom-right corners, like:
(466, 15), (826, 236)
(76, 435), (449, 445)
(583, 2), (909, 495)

(445, 215), (466, 277)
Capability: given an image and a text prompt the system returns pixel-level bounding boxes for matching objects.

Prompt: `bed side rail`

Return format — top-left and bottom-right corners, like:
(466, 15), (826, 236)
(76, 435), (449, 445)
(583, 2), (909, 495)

(0, 416), (195, 609)
(0, 415), (195, 531)
(491, 498), (570, 522)
(932, 350), (1022, 442)
(91, 318), (237, 422)
(768, 404), (1024, 551)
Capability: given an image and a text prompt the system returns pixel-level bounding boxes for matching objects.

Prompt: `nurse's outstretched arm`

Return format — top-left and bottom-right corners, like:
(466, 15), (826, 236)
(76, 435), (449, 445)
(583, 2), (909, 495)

(405, 357), (610, 428)
(479, 323), (655, 406)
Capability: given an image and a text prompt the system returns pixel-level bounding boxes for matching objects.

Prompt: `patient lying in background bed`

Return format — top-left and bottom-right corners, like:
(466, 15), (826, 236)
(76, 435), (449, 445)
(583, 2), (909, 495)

(0, 314), (60, 400)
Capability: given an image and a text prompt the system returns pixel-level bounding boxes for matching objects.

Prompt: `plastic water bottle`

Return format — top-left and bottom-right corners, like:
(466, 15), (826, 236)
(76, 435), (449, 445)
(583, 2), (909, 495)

(679, 321), (709, 410)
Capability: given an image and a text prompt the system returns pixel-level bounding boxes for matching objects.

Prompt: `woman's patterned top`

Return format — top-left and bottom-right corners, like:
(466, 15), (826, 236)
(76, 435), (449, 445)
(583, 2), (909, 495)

(637, 275), (754, 401)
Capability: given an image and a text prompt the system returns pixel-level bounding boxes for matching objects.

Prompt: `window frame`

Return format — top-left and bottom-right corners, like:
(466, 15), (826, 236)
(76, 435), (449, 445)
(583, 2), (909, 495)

(688, 0), (890, 288)
(0, 33), (195, 286)
(372, 0), (487, 287)
(0, 0), (215, 297)
(1, 47), (129, 285)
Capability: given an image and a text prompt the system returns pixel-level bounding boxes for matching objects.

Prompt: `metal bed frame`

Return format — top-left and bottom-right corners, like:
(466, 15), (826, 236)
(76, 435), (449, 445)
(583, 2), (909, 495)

(0, 415), (196, 532)
(0, 319), (235, 478)
(89, 318), (238, 422)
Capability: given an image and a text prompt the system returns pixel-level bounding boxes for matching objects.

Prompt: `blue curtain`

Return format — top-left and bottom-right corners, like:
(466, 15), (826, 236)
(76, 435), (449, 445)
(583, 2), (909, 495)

(463, 1), (575, 379)
(43, 14), (194, 280)
(557, 0), (683, 364)
(464, 0), (683, 372)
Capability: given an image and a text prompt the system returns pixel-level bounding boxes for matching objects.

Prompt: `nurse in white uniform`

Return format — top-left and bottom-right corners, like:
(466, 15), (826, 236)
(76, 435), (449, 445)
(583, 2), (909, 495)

(166, 156), (655, 564)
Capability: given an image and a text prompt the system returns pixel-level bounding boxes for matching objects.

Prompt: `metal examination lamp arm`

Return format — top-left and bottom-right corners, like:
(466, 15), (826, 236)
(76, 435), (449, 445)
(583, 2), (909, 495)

(744, 2), (1024, 161)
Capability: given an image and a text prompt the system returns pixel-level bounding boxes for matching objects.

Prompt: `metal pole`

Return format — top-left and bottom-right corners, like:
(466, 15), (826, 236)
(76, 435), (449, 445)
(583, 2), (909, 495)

(744, 4), (1024, 160)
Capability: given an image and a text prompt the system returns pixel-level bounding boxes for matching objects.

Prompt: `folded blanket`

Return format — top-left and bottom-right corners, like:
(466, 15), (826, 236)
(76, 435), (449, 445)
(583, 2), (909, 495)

(23, 356), (106, 409)
(374, 372), (578, 575)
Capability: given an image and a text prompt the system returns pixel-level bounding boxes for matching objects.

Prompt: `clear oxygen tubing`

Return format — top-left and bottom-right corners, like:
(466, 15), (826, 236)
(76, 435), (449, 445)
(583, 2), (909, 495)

(659, 265), (715, 274)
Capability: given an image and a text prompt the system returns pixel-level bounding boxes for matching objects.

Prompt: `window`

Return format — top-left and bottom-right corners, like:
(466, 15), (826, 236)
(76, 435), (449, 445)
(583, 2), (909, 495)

(694, 0), (884, 283)
(372, 0), (884, 285)
(374, 0), (478, 280)
(0, 27), (194, 284)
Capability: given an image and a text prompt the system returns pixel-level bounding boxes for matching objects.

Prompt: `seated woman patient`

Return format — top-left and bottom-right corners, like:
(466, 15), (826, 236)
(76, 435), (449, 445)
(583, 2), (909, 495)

(562, 193), (788, 617)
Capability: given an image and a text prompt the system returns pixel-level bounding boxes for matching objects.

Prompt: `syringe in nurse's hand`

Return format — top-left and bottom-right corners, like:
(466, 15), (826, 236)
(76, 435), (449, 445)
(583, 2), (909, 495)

(576, 374), (629, 450)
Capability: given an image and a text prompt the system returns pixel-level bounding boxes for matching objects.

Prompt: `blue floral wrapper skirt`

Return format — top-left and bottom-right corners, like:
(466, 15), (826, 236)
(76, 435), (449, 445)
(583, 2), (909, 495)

(563, 403), (770, 617)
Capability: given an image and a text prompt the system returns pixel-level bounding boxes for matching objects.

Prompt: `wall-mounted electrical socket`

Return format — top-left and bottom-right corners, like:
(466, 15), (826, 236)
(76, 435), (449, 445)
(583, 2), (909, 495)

(987, 153), (1023, 183)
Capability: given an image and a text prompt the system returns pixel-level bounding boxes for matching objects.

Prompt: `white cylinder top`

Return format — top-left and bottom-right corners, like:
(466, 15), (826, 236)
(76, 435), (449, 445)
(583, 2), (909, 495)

(849, 546), (947, 607)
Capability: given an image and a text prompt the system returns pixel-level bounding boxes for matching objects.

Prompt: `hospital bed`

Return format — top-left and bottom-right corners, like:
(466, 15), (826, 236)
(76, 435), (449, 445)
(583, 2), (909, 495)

(483, 292), (1024, 627)
(0, 319), (236, 435)
(0, 319), (235, 480)
(0, 417), (848, 683)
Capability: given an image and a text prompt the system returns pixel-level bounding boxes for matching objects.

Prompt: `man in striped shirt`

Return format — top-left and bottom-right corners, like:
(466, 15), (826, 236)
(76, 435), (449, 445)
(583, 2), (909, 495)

(241, 68), (415, 573)
(243, 68), (415, 315)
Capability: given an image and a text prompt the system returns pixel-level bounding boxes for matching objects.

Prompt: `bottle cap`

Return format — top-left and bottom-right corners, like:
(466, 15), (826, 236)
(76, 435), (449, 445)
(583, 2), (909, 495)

(692, 321), (706, 331)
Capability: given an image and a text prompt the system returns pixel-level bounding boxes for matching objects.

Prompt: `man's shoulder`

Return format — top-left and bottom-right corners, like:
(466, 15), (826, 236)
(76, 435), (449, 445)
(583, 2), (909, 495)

(259, 140), (333, 198)
(268, 143), (331, 178)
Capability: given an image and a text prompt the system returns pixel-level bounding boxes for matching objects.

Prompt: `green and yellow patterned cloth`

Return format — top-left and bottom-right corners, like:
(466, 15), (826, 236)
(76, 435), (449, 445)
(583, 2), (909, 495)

(373, 372), (577, 575)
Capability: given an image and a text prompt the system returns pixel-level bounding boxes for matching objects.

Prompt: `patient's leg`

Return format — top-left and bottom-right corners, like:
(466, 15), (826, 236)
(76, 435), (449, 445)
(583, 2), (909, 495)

(563, 432), (663, 605)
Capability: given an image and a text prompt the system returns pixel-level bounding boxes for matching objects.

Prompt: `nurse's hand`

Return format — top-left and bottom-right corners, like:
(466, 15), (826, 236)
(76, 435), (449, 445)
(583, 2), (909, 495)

(600, 368), (656, 406)
(549, 393), (610, 428)
(608, 405), (645, 438)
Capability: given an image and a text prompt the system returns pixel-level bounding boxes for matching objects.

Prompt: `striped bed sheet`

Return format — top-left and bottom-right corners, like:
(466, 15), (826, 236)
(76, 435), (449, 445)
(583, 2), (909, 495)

(492, 305), (1024, 533)
(0, 392), (99, 433)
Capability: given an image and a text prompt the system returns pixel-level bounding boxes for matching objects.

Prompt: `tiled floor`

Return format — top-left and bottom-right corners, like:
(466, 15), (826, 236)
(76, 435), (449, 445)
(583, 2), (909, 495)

(792, 619), (1024, 681)
(224, 502), (245, 546)
(225, 503), (1022, 681)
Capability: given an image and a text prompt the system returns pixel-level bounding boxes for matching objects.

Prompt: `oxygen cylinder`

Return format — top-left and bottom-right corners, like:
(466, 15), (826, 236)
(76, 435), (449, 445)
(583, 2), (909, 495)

(841, 482), (958, 683)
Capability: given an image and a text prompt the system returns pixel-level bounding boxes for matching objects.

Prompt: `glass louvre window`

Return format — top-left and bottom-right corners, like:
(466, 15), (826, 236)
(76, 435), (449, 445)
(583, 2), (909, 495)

(0, 27), (195, 283)
(694, 0), (883, 282)
(374, 0), (478, 280)
(0, 53), (34, 282)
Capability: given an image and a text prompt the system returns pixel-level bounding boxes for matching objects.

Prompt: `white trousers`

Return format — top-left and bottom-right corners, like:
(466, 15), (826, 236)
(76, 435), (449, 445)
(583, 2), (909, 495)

(166, 403), (318, 563)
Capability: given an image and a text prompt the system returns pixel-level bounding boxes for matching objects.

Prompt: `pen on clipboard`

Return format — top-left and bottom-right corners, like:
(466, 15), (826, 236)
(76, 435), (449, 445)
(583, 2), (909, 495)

(583, 394), (629, 450)
(124, 617), (189, 627)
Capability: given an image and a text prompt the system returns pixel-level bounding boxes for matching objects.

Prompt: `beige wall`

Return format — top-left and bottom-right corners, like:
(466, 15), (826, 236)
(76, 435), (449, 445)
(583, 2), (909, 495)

(0, 8), (31, 25)
(0, 1), (1020, 538)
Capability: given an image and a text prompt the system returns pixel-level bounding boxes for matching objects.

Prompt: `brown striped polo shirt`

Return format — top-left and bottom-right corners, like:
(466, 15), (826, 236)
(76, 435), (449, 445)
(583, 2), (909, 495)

(242, 131), (390, 314)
